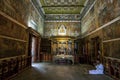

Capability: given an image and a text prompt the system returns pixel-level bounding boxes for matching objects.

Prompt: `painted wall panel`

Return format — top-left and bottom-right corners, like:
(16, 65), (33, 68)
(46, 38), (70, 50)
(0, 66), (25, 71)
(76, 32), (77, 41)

(103, 20), (120, 40)
(0, 15), (28, 40)
(80, 0), (120, 60)
(0, 0), (44, 36)
(103, 40), (120, 59)
(81, 0), (120, 36)
(44, 22), (80, 37)
(0, 37), (26, 58)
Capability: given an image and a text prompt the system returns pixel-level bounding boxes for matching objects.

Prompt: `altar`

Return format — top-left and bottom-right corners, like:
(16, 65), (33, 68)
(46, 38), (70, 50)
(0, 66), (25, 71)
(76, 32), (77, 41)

(53, 54), (74, 64)
(49, 29), (75, 64)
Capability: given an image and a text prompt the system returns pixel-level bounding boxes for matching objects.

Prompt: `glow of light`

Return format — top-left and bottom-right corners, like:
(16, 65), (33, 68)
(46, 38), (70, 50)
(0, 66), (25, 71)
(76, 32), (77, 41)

(28, 20), (37, 30)
(62, 57), (65, 59)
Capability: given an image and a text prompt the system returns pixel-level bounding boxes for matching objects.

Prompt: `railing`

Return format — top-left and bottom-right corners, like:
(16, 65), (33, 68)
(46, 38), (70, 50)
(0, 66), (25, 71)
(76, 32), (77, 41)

(103, 57), (120, 80)
(0, 56), (31, 80)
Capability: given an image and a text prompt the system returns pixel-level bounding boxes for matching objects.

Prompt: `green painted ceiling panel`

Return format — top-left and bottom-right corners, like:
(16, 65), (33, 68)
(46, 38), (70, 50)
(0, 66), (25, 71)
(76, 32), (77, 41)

(39, 0), (86, 14)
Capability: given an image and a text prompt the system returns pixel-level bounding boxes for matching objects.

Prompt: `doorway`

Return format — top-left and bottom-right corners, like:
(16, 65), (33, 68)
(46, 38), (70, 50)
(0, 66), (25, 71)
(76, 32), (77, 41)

(90, 37), (101, 63)
(31, 37), (36, 63)
(28, 34), (37, 63)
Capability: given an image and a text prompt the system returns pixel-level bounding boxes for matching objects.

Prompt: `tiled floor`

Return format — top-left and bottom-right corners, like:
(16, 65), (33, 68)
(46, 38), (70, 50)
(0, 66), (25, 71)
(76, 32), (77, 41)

(11, 63), (113, 80)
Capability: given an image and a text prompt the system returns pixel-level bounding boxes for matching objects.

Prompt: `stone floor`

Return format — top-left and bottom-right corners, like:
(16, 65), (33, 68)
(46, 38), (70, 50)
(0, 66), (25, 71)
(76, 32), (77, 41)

(10, 63), (113, 80)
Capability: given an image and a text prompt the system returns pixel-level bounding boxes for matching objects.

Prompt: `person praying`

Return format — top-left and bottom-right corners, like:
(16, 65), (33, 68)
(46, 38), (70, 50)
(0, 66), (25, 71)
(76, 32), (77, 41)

(89, 59), (104, 74)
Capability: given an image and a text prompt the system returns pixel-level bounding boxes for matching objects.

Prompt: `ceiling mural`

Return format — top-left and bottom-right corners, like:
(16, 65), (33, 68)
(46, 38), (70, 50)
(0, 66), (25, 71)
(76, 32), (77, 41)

(39, 0), (86, 14)
(31, 0), (88, 21)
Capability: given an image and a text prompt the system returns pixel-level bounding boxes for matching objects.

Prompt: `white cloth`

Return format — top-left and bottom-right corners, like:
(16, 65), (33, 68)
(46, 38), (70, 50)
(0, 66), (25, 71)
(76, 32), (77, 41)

(89, 64), (104, 74)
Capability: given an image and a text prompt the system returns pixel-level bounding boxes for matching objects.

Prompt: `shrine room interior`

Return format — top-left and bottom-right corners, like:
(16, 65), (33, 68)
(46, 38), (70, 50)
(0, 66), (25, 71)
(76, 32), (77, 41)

(0, 0), (120, 80)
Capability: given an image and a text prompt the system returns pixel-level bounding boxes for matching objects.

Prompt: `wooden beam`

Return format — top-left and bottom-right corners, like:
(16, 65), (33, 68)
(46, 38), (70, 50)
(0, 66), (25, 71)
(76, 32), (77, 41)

(0, 35), (27, 42)
(103, 38), (120, 43)
(0, 11), (28, 29)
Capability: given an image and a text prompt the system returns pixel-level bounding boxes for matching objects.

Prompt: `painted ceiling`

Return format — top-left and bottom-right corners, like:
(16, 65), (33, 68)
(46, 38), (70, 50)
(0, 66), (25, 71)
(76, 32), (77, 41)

(39, 0), (86, 14)
(31, 0), (90, 21)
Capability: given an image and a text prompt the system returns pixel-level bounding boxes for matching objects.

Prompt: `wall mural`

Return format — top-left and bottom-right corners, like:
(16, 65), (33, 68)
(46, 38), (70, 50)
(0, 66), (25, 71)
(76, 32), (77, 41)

(102, 19), (120, 59)
(0, 13), (28, 58)
(103, 20), (120, 40)
(0, 15), (28, 40)
(58, 24), (66, 36)
(45, 14), (80, 21)
(44, 22), (80, 37)
(81, 0), (120, 36)
(80, 0), (120, 60)
(103, 40), (120, 59)
(0, 0), (44, 36)
(0, 0), (30, 25)
(0, 37), (26, 58)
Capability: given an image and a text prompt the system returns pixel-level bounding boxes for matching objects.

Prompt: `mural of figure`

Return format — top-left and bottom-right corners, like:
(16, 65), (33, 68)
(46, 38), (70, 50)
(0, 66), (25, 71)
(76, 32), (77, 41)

(60, 26), (65, 33)
(58, 24), (66, 35)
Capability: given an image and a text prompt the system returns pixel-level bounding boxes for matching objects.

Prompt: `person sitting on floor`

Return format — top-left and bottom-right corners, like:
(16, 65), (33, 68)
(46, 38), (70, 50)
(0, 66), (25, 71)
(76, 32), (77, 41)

(89, 59), (104, 74)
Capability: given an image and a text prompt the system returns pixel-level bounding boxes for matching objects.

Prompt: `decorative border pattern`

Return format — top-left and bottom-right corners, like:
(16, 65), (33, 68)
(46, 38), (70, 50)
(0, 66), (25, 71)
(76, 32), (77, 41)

(45, 14), (80, 21)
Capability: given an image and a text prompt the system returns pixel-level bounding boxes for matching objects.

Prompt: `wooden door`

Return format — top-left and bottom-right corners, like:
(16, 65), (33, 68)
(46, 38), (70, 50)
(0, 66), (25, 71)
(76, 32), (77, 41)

(90, 37), (101, 63)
